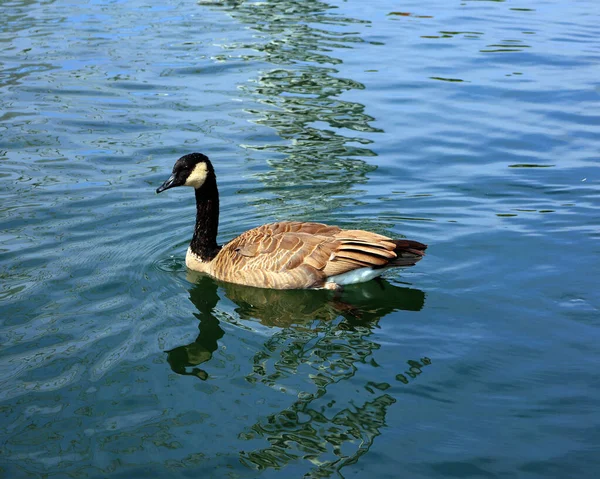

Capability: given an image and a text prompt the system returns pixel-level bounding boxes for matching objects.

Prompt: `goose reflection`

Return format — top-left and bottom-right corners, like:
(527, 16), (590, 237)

(166, 272), (425, 379)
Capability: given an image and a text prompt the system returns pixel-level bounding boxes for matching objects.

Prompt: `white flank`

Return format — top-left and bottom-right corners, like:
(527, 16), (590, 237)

(326, 267), (386, 286)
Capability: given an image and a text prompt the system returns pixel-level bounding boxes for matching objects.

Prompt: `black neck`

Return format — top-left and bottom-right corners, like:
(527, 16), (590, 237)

(189, 173), (221, 261)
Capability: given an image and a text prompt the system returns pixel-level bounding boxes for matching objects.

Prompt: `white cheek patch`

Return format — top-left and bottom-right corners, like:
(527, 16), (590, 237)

(184, 163), (208, 188)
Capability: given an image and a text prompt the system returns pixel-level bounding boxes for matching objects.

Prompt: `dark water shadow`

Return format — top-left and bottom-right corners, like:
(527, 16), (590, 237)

(167, 272), (425, 379)
(166, 273), (428, 473)
(167, 273), (424, 378)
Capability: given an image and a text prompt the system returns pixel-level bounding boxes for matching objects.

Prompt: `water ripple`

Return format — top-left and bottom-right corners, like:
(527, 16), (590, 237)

(1, 0), (599, 477)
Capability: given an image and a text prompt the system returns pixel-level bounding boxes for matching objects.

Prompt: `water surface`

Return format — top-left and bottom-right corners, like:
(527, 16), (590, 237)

(1, 0), (599, 477)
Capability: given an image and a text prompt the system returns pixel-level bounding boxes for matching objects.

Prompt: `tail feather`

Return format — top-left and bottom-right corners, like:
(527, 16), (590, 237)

(391, 239), (427, 267)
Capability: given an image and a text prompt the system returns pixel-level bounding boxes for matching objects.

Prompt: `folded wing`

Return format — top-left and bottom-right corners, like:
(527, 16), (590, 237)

(211, 221), (426, 289)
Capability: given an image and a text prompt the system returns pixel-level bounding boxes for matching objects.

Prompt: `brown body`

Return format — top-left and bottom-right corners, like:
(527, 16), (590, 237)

(158, 154), (427, 290)
(186, 221), (426, 290)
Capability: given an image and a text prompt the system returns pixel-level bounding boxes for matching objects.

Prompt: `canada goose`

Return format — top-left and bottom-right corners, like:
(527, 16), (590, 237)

(157, 153), (427, 290)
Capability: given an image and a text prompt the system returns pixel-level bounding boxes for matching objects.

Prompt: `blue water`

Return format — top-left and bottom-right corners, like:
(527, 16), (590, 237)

(1, 0), (599, 477)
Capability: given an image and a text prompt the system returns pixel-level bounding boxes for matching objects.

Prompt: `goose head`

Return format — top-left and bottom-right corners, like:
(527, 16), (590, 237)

(156, 153), (215, 193)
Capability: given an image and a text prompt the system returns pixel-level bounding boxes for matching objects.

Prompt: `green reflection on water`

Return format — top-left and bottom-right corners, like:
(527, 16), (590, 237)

(208, 0), (382, 219)
(168, 272), (426, 475)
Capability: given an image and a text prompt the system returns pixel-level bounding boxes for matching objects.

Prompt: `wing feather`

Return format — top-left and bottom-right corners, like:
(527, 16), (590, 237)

(336, 244), (397, 259)
(208, 221), (425, 289)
